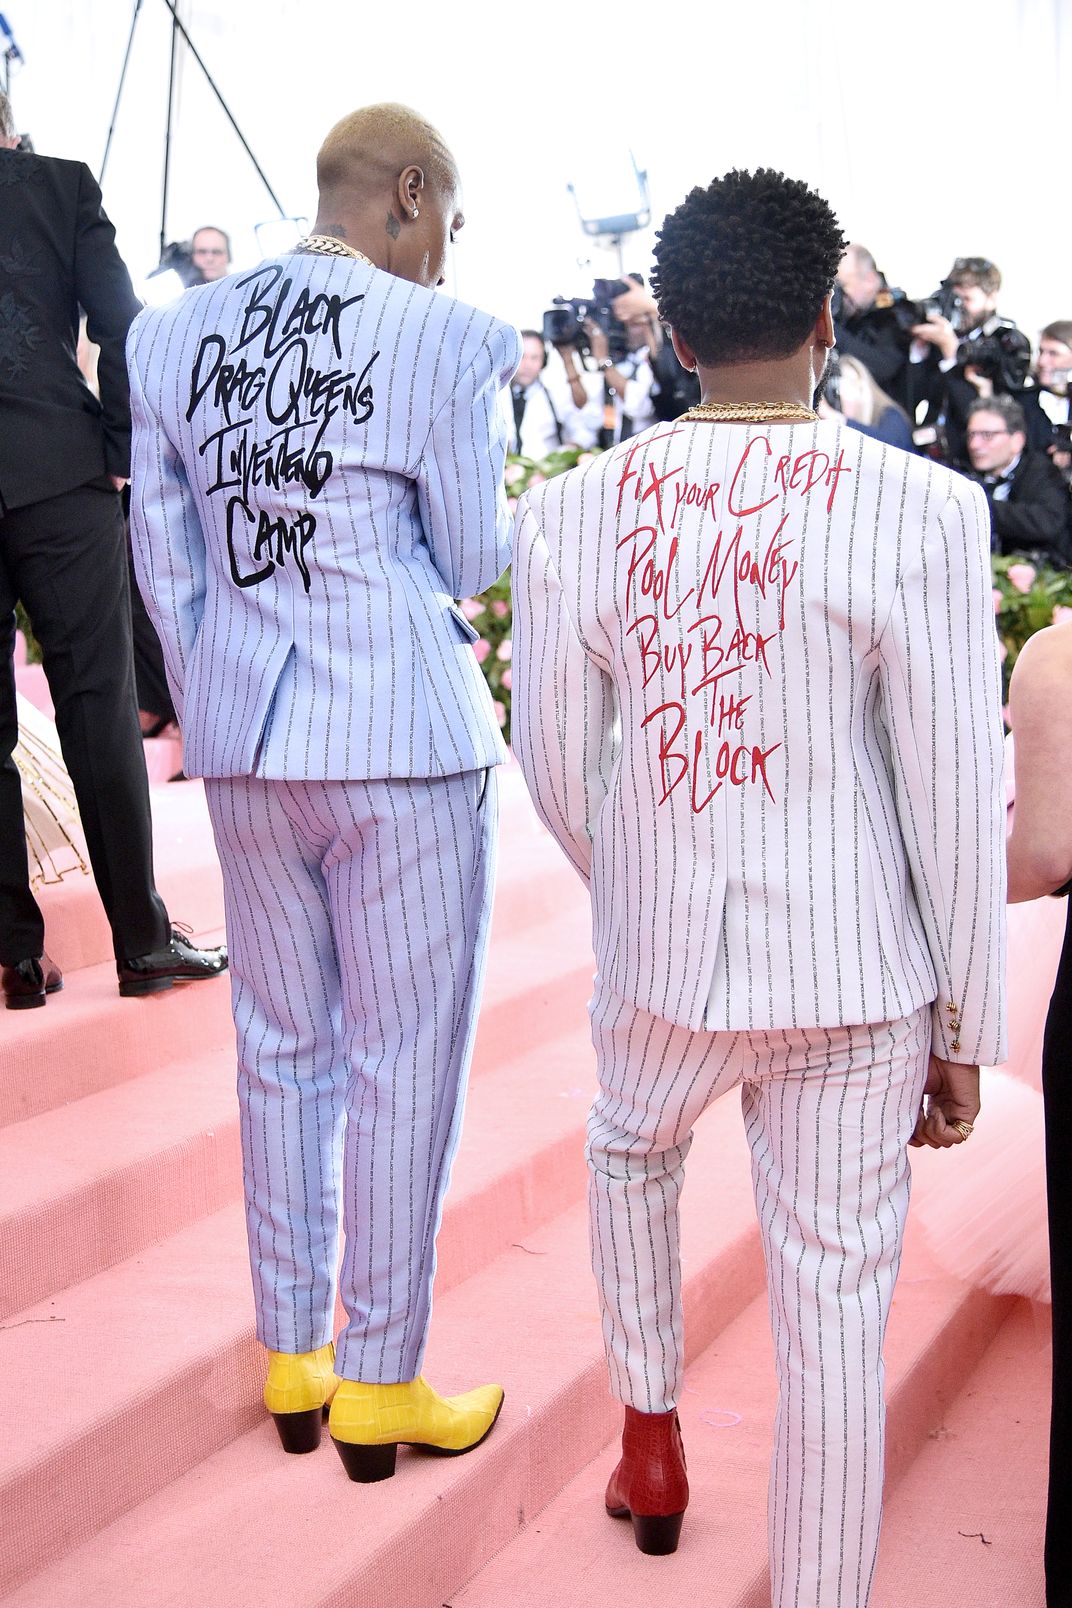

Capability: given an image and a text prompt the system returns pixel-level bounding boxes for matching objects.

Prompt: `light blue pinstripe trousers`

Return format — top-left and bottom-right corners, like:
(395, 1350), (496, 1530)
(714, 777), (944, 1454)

(204, 768), (497, 1383)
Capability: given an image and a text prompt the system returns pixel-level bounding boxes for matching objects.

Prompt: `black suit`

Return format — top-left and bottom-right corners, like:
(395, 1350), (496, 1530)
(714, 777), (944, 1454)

(971, 450), (1072, 568)
(833, 301), (913, 413)
(0, 148), (169, 963)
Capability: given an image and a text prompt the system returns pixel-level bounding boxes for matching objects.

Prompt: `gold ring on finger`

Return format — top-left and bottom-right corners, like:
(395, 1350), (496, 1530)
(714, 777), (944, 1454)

(952, 1120), (974, 1141)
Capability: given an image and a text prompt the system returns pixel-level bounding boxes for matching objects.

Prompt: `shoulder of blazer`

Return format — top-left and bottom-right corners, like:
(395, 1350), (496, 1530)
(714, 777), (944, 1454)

(0, 149), (82, 213)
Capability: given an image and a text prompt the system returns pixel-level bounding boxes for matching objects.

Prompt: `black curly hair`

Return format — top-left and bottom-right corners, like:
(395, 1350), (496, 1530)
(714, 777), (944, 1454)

(651, 169), (847, 367)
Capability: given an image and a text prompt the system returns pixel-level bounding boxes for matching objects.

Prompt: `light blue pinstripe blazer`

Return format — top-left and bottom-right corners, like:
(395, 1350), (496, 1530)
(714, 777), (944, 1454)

(127, 255), (520, 781)
(512, 420), (1008, 1060)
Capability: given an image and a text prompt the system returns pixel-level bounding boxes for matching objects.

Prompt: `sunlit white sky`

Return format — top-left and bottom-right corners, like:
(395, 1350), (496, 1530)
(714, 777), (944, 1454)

(6, 0), (1070, 339)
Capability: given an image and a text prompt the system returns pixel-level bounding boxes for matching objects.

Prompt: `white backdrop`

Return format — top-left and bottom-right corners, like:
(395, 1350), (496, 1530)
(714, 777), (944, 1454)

(6, 0), (1069, 340)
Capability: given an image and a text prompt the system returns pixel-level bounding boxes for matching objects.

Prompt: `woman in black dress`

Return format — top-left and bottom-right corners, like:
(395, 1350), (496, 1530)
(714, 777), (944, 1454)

(1008, 619), (1072, 1607)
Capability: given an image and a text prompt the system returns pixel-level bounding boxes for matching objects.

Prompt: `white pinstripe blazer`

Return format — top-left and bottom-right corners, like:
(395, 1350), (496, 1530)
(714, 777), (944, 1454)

(127, 256), (520, 780)
(512, 420), (1007, 1059)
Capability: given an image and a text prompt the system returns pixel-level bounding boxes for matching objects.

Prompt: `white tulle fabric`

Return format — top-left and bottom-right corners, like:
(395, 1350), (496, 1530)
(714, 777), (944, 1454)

(13, 693), (89, 889)
(916, 889), (1064, 1304)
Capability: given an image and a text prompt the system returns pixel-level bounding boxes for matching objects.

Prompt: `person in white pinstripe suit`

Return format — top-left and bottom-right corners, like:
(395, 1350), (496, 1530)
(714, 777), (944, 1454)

(511, 170), (1007, 1596)
(128, 104), (521, 1483)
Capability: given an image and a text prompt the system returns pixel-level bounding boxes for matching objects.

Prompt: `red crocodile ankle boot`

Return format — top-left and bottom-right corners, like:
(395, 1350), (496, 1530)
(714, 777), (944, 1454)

(605, 1404), (689, 1555)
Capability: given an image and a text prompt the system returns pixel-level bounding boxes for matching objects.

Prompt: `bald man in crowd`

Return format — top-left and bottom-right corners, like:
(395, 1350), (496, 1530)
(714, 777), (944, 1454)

(128, 103), (520, 1482)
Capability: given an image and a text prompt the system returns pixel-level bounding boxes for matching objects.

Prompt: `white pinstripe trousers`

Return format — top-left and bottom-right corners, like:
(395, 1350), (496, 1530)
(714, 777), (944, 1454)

(587, 978), (931, 1608)
(204, 768), (497, 1383)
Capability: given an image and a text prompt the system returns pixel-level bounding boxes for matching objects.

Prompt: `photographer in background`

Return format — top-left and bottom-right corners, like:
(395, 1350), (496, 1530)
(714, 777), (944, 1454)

(965, 394), (1071, 567)
(1034, 322), (1072, 478)
(833, 244), (915, 412)
(911, 257), (1031, 467)
(504, 330), (598, 457)
(189, 226), (232, 285)
(818, 352), (915, 451)
(584, 277), (698, 440)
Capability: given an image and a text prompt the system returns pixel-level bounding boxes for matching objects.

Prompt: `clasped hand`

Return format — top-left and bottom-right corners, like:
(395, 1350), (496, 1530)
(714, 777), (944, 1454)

(909, 1054), (980, 1149)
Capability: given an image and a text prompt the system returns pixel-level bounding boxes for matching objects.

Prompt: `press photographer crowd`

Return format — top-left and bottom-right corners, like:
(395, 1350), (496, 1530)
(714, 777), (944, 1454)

(509, 251), (1072, 569)
(95, 208), (1072, 574)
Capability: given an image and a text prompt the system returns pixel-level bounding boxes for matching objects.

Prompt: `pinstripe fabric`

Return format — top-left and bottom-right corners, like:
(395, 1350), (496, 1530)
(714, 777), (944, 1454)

(203, 768), (497, 1381)
(588, 980), (929, 1608)
(127, 257), (520, 780)
(512, 420), (1007, 1062)
(512, 421), (1007, 1601)
(127, 263), (517, 1382)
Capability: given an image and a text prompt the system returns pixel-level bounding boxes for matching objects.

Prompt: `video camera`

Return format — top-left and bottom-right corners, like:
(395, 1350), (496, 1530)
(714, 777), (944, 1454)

(542, 278), (631, 363)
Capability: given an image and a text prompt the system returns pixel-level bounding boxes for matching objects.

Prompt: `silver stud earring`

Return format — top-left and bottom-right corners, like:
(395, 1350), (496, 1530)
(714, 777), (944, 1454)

(412, 207), (419, 219)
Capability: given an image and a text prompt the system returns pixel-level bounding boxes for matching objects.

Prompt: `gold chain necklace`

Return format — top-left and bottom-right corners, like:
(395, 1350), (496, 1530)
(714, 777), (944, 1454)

(679, 400), (818, 425)
(294, 233), (376, 269)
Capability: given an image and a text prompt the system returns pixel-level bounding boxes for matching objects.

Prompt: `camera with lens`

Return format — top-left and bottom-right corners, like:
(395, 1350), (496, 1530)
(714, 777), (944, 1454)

(542, 277), (631, 363)
(955, 325), (1032, 393)
(914, 280), (963, 330)
(1051, 422), (1072, 483)
(154, 239), (203, 289)
(832, 279), (963, 348)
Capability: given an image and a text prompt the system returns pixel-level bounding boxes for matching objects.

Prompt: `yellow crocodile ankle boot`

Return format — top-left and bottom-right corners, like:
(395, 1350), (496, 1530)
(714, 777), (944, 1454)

(328, 1374), (505, 1482)
(263, 1342), (339, 1453)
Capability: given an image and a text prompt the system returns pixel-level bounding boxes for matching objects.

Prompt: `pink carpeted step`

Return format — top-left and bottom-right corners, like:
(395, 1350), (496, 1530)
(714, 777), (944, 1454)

(26, 779), (227, 977)
(142, 734), (185, 785)
(0, 820), (588, 1138)
(17, 758), (581, 984)
(455, 1225), (1016, 1608)
(0, 1021), (596, 1321)
(14, 660), (53, 717)
(871, 1299), (1048, 1608)
(0, 903), (587, 1136)
(0, 1093), (765, 1601)
(0, 935), (231, 1129)
(17, 755), (583, 984)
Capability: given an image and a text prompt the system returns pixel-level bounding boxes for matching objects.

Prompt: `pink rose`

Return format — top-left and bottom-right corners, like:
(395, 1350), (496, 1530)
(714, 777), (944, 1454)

(998, 639), (1008, 662)
(1007, 562), (1037, 594)
(507, 496), (518, 512)
(1053, 605), (1072, 626)
(460, 598), (485, 622)
(496, 638), (512, 662)
(993, 588), (1004, 614)
(491, 599), (509, 618)
(473, 638), (491, 663)
(493, 700), (507, 727)
(527, 471), (546, 485)
(505, 462), (526, 486)
(576, 452), (595, 465)
(500, 667), (512, 691)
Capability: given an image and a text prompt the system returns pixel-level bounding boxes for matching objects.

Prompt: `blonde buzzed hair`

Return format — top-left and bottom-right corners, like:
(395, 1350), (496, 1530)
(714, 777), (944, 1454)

(316, 102), (456, 198)
(0, 90), (16, 141)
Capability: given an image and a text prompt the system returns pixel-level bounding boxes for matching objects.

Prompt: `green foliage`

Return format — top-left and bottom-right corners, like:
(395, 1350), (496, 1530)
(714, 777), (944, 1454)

(465, 446), (598, 745)
(15, 602), (41, 664)
(992, 556), (1072, 698)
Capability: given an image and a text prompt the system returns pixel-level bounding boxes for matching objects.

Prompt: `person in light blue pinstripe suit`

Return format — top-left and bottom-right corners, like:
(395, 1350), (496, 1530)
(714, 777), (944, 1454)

(129, 104), (520, 1483)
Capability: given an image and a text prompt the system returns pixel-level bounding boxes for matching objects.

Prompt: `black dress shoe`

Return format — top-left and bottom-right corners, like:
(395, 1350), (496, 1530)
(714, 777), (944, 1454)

(117, 929), (228, 998)
(2, 954), (63, 1010)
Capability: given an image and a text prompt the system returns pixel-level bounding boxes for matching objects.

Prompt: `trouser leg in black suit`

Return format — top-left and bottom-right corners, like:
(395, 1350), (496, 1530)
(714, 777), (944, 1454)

(0, 605), (42, 960)
(120, 483), (174, 725)
(0, 478), (171, 963)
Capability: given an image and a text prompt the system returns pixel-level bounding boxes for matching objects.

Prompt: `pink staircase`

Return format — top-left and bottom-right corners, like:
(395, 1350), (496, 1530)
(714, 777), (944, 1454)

(0, 760), (1051, 1607)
